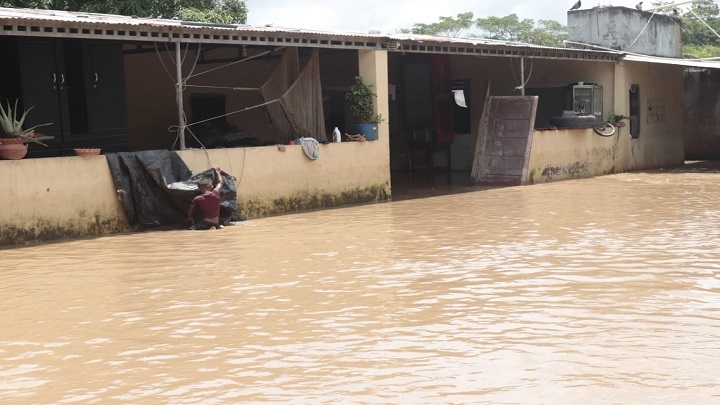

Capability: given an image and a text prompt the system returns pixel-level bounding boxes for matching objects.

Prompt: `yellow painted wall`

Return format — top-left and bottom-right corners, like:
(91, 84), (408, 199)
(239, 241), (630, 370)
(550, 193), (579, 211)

(0, 139), (390, 246)
(179, 140), (390, 217)
(450, 56), (617, 163)
(1, 50), (682, 246)
(124, 46), (361, 151)
(447, 56), (683, 183)
(0, 155), (130, 246)
(527, 61), (684, 183)
(0, 49), (391, 247)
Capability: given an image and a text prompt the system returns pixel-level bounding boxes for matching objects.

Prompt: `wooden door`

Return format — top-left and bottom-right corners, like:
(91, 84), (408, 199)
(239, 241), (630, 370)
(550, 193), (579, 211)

(471, 96), (538, 185)
(84, 41), (127, 135)
(18, 39), (70, 157)
(17, 39), (70, 139)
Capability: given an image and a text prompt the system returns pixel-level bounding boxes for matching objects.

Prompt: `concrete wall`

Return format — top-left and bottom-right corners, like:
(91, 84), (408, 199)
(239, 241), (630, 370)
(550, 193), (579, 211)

(0, 155), (131, 246)
(448, 56), (618, 176)
(0, 140), (391, 246)
(568, 7), (682, 58)
(1, 48), (684, 246)
(1, 49), (391, 247)
(527, 60), (685, 183)
(124, 46), (360, 151)
(684, 69), (720, 160)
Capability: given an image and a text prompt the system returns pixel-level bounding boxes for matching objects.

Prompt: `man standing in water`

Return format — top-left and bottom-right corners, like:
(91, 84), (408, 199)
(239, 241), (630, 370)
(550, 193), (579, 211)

(186, 166), (224, 230)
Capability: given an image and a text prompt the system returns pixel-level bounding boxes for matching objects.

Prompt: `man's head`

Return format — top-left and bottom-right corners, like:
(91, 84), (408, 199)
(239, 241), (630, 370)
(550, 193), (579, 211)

(198, 177), (213, 191)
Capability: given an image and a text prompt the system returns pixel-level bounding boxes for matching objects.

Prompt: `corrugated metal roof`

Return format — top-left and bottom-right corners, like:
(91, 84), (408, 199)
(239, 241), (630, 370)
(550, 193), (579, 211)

(622, 54), (720, 69)
(0, 6), (619, 60)
(0, 6), (382, 37)
(387, 33), (570, 51)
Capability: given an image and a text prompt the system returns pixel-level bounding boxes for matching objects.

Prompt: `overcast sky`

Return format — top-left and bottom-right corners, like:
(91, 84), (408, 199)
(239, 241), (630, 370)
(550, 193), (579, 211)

(245, 0), (704, 35)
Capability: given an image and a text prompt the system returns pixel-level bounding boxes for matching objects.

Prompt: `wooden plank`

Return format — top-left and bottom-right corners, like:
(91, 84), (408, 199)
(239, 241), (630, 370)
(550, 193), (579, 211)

(471, 95), (538, 186)
(470, 80), (492, 183)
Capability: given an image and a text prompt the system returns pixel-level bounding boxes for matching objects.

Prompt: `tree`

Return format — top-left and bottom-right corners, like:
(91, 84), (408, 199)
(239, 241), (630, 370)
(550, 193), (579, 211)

(529, 20), (567, 47)
(681, 0), (720, 47)
(174, 0), (248, 24)
(475, 14), (566, 47)
(400, 12), (566, 47)
(475, 14), (535, 42)
(408, 12), (475, 37)
(0, 0), (248, 24)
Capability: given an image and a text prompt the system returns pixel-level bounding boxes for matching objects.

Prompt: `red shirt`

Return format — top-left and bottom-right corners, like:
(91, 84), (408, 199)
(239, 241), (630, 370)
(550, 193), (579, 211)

(192, 190), (220, 220)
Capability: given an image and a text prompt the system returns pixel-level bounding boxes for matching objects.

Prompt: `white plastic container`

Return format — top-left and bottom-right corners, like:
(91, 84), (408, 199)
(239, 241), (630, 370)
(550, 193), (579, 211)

(333, 127), (341, 143)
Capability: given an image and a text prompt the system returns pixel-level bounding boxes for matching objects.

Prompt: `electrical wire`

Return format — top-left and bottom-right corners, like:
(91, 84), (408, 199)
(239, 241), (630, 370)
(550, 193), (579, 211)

(188, 48), (282, 80)
(510, 58), (533, 92)
(688, 7), (720, 43)
(184, 85), (260, 91)
(626, 11), (657, 51)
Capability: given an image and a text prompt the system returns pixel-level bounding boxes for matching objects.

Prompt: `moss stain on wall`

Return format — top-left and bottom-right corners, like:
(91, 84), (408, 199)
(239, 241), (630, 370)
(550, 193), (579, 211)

(239, 183), (391, 218)
(1, 183), (391, 247)
(0, 216), (131, 247)
(540, 161), (591, 182)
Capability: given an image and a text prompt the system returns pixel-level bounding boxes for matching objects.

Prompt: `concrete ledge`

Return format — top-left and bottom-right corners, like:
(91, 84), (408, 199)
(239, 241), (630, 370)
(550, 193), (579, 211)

(0, 141), (391, 247)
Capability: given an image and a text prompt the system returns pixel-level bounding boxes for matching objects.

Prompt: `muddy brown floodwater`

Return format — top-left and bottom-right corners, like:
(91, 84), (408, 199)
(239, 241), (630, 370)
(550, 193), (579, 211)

(1, 163), (720, 404)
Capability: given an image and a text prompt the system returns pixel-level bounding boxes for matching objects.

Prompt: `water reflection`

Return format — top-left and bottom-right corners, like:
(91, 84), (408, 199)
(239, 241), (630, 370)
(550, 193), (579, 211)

(1, 163), (719, 403)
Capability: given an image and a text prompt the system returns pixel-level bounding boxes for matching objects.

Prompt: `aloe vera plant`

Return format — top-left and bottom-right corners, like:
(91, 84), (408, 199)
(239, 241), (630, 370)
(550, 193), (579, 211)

(0, 99), (52, 146)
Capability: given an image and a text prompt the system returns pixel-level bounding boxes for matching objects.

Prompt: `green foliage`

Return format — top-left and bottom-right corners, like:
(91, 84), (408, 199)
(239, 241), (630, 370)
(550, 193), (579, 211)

(410, 12), (474, 37)
(401, 12), (566, 47)
(475, 14), (535, 42)
(175, 0), (247, 24)
(531, 20), (567, 47)
(683, 44), (720, 58)
(682, 0), (720, 47)
(608, 113), (629, 122)
(345, 76), (381, 124)
(475, 14), (566, 47)
(0, 0), (248, 23)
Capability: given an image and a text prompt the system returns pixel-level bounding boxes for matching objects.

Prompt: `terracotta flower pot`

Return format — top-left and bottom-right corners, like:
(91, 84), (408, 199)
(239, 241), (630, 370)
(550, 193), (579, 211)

(0, 138), (28, 160)
(74, 148), (101, 156)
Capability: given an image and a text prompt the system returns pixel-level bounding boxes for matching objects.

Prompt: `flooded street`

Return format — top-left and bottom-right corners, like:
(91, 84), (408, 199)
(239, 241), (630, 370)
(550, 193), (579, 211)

(2, 163), (720, 404)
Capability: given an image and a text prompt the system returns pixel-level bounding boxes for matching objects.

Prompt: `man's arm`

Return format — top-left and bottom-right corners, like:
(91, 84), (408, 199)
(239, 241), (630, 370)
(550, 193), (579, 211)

(214, 166), (224, 192)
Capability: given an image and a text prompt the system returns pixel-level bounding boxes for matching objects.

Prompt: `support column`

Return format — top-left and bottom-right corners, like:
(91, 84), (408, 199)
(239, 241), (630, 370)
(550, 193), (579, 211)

(175, 43), (186, 150)
(358, 50), (389, 144)
(357, 49), (391, 195)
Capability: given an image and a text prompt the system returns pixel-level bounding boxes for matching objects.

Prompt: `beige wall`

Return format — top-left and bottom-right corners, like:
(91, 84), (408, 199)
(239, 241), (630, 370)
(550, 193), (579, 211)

(180, 140), (390, 217)
(124, 47), (287, 150)
(527, 61), (685, 183)
(124, 46), (361, 151)
(1, 49), (391, 247)
(448, 56), (618, 174)
(0, 140), (390, 246)
(1, 51), (683, 246)
(0, 155), (131, 246)
(123, 46), (179, 151)
(445, 56), (683, 183)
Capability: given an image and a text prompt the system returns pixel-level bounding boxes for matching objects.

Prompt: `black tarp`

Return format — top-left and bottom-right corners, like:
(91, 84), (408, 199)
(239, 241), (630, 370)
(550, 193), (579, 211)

(106, 150), (239, 228)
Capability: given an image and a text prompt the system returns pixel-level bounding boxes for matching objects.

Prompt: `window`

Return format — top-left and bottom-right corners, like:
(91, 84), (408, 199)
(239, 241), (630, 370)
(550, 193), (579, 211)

(629, 84), (640, 139)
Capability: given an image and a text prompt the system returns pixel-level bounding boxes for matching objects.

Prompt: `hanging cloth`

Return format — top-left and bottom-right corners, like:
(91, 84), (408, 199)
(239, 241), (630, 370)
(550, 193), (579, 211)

(259, 48), (300, 142)
(259, 48), (327, 143)
(297, 137), (320, 160)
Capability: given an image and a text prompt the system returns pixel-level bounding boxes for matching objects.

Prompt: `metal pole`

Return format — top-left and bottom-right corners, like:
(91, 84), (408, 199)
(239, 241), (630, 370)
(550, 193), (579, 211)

(520, 57), (525, 96)
(175, 43), (186, 150)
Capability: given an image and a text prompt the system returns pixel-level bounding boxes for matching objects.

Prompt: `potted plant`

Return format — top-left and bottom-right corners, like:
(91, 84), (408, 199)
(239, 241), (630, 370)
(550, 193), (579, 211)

(345, 76), (383, 141)
(0, 99), (52, 159)
(609, 113), (629, 127)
